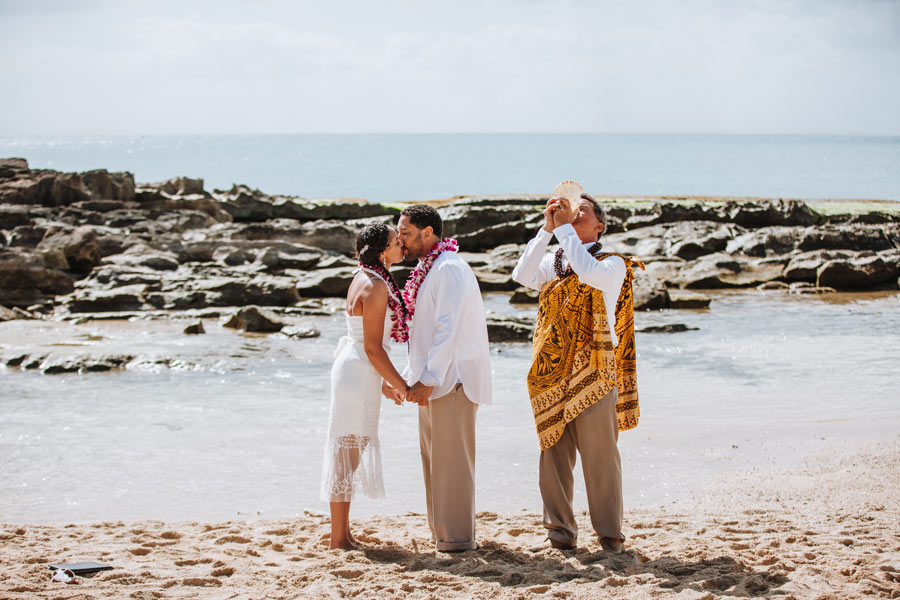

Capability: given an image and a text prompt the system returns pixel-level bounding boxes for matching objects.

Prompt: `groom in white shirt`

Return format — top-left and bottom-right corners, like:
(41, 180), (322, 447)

(397, 204), (492, 553)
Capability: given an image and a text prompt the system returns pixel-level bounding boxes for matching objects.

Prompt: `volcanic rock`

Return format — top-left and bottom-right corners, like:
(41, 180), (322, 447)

(280, 325), (321, 339)
(665, 290), (712, 309)
(183, 321), (206, 335)
(190, 274), (301, 307)
(40, 354), (134, 374)
(816, 251), (900, 290)
(632, 274), (669, 310)
(256, 246), (323, 271)
(509, 287), (539, 304)
(474, 270), (518, 292)
(0, 170), (89, 206)
(0, 205), (37, 230)
(6, 225), (46, 247)
(604, 225), (669, 258)
(104, 245), (181, 271)
(0, 304), (18, 321)
(671, 253), (786, 289)
(0, 250), (74, 307)
(782, 250), (861, 283)
(0, 157), (29, 178)
(36, 225), (102, 274)
(664, 221), (739, 260)
(233, 306), (287, 333)
(638, 323), (699, 333)
(725, 227), (804, 257)
(81, 170), (136, 202)
(797, 224), (898, 253)
(63, 284), (147, 313)
(294, 266), (356, 297)
(723, 199), (821, 228)
(485, 244), (525, 274)
(486, 314), (533, 342)
(158, 176), (205, 196)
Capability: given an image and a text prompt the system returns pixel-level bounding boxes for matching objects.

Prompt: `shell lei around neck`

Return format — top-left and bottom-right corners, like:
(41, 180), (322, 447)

(402, 238), (459, 321)
(554, 241), (602, 278)
(358, 263), (410, 343)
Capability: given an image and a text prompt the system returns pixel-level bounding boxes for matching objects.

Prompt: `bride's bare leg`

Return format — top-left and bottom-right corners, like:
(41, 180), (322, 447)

(329, 501), (354, 550)
(329, 444), (365, 549)
(345, 446), (364, 546)
(327, 439), (371, 549)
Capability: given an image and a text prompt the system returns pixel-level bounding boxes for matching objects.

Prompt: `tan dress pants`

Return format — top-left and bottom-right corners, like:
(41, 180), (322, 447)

(418, 383), (478, 551)
(539, 386), (624, 546)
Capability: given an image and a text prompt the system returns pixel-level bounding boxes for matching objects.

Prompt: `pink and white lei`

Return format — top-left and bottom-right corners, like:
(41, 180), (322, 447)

(402, 238), (459, 321)
(359, 262), (410, 343)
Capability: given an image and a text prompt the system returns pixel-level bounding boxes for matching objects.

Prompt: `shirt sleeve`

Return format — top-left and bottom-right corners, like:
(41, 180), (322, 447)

(512, 227), (555, 291)
(555, 224), (626, 297)
(417, 261), (468, 388)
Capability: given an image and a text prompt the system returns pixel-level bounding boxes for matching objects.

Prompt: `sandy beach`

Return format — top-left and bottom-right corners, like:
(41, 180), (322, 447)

(4, 0), (900, 594)
(3, 439), (898, 600)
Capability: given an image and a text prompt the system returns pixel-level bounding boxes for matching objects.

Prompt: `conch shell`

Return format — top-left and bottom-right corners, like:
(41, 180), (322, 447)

(552, 180), (584, 207)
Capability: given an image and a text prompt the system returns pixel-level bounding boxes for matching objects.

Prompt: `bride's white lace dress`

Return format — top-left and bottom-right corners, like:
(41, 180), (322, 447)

(320, 311), (390, 502)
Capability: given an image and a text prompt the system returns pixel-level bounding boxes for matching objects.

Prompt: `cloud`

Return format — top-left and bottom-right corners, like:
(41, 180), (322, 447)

(0, 0), (127, 16)
(1, 0), (898, 134)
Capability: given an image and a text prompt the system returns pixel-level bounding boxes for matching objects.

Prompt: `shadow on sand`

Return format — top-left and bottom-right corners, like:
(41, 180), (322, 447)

(361, 538), (788, 597)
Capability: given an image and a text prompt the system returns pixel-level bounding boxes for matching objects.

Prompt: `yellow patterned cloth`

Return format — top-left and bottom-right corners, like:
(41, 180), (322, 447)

(527, 253), (643, 450)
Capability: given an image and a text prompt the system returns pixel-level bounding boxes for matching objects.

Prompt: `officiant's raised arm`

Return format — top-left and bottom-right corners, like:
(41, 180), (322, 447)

(512, 198), (565, 291)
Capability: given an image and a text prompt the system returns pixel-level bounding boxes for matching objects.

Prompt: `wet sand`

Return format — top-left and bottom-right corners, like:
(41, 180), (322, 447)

(3, 441), (898, 600)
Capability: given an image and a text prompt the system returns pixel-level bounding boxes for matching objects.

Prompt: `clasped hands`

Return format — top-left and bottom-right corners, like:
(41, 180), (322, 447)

(543, 196), (575, 232)
(382, 380), (433, 407)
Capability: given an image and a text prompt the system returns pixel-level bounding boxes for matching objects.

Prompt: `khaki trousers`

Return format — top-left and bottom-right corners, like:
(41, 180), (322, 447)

(539, 387), (623, 546)
(418, 383), (478, 551)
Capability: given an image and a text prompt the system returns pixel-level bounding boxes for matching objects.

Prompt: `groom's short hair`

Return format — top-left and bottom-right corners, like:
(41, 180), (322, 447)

(400, 204), (442, 238)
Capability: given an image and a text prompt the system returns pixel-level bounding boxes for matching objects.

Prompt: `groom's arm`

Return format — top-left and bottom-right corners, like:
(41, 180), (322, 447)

(415, 262), (469, 393)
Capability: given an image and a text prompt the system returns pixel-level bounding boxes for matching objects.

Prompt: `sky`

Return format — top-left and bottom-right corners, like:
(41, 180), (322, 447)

(1, 0), (899, 135)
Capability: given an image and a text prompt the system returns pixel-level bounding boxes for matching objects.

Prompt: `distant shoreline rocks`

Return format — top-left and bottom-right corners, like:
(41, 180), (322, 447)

(1, 157), (898, 329)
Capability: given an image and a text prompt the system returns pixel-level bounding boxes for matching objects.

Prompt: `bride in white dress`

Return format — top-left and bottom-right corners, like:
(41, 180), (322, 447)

(321, 222), (409, 550)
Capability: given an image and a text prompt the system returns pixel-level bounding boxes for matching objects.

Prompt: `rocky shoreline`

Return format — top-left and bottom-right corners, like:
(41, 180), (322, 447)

(2, 157), (899, 356)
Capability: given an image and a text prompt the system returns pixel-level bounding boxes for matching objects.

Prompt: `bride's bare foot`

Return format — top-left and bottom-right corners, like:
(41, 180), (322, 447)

(348, 532), (364, 548)
(329, 537), (355, 550)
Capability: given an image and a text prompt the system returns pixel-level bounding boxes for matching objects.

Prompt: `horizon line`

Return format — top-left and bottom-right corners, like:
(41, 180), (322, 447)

(2, 131), (900, 139)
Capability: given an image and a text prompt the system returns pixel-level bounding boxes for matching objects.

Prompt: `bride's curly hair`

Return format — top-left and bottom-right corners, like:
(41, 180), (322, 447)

(355, 222), (392, 267)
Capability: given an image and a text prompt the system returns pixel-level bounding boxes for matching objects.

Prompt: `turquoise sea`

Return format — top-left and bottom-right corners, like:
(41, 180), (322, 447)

(1, 134), (899, 202)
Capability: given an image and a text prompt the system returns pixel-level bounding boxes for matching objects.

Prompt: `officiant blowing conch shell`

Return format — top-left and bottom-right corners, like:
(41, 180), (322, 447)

(512, 183), (643, 553)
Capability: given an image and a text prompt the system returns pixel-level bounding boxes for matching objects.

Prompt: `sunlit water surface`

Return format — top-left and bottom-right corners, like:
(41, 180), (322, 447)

(1, 291), (898, 523)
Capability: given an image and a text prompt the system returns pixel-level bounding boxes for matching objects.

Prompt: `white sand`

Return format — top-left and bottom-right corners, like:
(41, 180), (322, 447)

(3, 441), (899, 599)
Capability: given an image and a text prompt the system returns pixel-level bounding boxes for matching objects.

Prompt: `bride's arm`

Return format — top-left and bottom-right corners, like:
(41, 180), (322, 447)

(361, 281), (409, 397)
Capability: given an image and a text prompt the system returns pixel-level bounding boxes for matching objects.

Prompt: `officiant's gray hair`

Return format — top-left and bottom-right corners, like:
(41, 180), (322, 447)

(581, 193), (608, 236)
(355, 222), (392, 266)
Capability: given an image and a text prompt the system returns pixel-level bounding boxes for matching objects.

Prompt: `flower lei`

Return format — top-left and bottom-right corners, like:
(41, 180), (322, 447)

(359, 262), (410, 342)
(402, 238), (459, 321)
(554, 241), (602, 278)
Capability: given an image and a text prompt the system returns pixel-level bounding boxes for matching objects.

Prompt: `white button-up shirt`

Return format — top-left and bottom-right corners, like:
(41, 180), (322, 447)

(405, 251), (492, 404)
(512, 223), (626, 347)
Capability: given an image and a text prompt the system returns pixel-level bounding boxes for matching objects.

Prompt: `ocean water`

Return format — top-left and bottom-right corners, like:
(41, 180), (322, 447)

(2, 291), (899, 524)
(1, 134), (899, 203)
(2, 133), (900, 524)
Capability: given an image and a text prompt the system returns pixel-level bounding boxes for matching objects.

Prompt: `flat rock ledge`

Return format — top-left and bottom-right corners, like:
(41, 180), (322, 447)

(1, 158), (898, 326)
